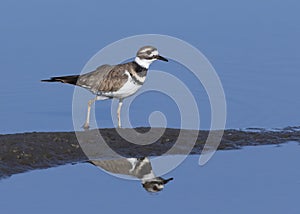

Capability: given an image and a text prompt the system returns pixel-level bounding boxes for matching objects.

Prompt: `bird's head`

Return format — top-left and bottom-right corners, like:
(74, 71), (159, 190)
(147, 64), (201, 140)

(142, 177), (173, 193)
(135, 46), (168, 69)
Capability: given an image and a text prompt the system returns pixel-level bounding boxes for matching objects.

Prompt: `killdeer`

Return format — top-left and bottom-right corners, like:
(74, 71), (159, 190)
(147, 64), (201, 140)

(42, 46), (168, 129)
(90, 157), (173, 193)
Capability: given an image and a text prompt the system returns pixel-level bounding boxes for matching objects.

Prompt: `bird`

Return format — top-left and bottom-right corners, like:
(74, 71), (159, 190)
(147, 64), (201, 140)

(89, 157), (173, 193)
(42, 46), (168, 129)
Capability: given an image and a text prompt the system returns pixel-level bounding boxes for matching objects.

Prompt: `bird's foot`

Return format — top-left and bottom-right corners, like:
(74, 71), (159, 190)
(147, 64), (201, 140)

(82, 123), (90, 130)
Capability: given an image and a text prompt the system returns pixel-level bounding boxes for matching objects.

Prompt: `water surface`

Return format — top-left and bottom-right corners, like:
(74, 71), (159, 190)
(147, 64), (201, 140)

(0, 143), (299, 213)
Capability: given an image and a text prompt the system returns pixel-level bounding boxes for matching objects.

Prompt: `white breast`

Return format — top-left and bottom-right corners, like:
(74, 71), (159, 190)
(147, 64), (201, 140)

(102, 71), (143, 99)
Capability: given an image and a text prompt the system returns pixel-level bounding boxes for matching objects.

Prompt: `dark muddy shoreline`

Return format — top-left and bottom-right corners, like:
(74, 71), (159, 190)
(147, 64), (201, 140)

(1, 127), (300, 179)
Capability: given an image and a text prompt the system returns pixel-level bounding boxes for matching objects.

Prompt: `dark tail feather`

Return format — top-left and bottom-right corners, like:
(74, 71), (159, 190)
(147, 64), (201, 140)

(41, 75), (79, 85)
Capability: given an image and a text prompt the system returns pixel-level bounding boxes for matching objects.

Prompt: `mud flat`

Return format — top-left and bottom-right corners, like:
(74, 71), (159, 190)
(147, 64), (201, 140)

(1, 127), (299, 179)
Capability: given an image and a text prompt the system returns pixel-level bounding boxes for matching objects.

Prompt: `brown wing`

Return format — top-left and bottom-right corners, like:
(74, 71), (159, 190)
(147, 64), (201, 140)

(90, 158), (153, 179)
(97, 65), (129, 92)
(90, 159), (134, 176)
(77, 64), (129, 94)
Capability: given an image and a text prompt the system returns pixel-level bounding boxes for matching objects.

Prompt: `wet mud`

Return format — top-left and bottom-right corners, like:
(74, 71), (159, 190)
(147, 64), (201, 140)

(0, 127), (299, 179)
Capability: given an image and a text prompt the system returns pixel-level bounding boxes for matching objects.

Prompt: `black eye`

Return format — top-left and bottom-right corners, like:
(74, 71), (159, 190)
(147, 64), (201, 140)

(153, 186), (158, 191)
(146, 51), (151, 55)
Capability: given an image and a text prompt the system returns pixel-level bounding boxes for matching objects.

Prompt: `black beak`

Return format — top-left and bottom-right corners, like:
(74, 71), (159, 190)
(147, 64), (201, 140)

(157, 55), (168, 62)
(163, 177), (174, 184)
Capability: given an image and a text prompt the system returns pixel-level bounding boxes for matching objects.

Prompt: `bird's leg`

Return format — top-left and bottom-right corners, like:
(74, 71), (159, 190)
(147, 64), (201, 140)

(83, 96), (98, 130)
(117, 98), (123, 128)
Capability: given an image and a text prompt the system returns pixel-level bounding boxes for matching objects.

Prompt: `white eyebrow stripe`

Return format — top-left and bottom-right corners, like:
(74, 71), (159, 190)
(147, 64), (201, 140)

(140, 48), (152, 53)
(150, 50), (158, 57)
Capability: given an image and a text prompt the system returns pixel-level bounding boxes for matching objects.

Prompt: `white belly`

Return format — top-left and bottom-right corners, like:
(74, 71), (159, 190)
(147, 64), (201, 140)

(102, 71), (143, 99)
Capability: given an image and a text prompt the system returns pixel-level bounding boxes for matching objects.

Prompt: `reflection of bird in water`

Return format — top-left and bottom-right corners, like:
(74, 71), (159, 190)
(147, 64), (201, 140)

(89, 157), (173, 193)
(41, 46), (168, 129)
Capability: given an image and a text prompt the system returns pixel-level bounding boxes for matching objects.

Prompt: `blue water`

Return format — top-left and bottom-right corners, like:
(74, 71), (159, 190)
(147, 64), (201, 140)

(0, 1), (300, 213)
(0, 0), (299, 133)
(0, 143), (299, 214)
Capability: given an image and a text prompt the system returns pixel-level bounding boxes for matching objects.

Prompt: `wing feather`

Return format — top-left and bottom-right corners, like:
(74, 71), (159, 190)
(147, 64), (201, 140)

(77, 64), (129, 94)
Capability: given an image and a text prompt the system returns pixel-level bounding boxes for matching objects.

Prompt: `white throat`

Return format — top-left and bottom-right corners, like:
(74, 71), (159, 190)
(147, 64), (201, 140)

(135, 57), (155, 69)
(141, 171), (156, 183)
